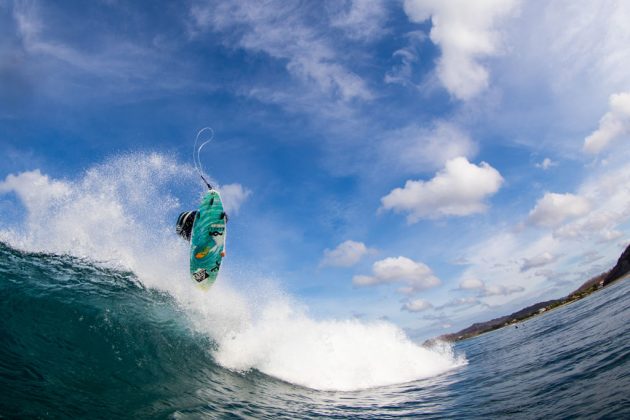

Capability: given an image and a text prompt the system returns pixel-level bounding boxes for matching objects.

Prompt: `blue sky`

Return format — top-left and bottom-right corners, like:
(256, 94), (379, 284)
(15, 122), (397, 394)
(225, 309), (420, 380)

(1, 0), (629, 339)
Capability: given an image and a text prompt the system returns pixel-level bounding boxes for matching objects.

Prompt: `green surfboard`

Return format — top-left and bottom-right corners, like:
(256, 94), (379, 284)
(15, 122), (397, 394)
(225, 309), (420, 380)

(189, 190), (227, 290)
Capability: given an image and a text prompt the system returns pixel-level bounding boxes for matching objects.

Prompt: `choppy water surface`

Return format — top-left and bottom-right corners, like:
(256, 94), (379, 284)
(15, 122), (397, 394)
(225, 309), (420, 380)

(1, 243), (628, 419)
(0, 155), (628, 418)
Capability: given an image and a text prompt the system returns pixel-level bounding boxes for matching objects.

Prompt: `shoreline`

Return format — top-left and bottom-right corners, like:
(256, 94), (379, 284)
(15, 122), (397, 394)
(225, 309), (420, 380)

(431, 244), (629, 344)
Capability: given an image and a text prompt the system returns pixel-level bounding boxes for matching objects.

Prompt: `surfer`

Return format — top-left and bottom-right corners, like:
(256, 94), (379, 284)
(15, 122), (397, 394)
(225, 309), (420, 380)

(180, 127), (227, 288)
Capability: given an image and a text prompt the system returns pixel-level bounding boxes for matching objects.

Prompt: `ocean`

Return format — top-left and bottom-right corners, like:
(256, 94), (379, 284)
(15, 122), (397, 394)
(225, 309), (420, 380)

(1, 156), (628, 418)
(1, 241), (628, 419)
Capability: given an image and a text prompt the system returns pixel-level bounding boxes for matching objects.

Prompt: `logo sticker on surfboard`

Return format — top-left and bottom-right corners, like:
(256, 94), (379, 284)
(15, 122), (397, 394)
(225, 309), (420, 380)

(192, 269), (209, 282)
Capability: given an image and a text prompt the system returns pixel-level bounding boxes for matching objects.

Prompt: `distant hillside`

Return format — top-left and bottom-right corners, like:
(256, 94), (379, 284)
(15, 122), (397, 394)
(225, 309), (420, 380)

(603, 244), (630, 286)
(436, 243), (629, 342)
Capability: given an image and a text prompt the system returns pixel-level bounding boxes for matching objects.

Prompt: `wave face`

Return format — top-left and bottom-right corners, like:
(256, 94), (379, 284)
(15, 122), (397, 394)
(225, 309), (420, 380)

(0, 154), (467, 417)
(0, 243), (217, 418)
(1, 242), (628, 418)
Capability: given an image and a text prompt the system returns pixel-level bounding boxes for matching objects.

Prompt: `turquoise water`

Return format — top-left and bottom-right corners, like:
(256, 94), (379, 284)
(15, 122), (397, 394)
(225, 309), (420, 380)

(1, 242), (628, 418)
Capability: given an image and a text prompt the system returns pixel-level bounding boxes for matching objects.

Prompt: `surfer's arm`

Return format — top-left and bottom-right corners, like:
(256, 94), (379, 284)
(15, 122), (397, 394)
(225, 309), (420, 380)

(221, 212), (228, 257)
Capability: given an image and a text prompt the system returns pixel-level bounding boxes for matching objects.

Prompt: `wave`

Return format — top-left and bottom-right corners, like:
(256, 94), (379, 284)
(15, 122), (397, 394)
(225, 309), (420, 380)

(0, 153), (464, 393)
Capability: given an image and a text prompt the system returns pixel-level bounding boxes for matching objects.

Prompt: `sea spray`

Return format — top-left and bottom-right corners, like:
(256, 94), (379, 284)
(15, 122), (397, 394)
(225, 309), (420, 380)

(212, 297), (465, 390)
(0, 152), (465, 391)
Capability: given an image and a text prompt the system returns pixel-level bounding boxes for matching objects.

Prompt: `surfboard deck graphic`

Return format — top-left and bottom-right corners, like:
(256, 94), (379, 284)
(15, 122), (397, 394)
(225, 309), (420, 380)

(189, 190), (226, 290)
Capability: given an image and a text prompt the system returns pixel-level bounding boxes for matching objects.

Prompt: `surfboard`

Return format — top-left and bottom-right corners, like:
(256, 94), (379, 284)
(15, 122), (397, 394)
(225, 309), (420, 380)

(189, 190), (227, 290)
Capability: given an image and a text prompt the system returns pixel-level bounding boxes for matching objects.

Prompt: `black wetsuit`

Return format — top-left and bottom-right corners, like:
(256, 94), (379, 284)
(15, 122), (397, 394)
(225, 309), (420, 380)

(175, 211), (197, 242)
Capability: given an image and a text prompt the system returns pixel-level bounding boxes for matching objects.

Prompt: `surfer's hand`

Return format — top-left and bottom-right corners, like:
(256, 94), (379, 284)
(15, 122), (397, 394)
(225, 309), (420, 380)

(221, 251), (226, 257)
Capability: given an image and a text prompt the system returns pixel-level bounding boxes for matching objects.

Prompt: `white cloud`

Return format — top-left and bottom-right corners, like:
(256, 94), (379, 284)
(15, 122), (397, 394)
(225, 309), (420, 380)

(0, 170), (71, 220)
(452, 162), (630, 320)
(521, 252), (557, 272)
(329, 0), (388, 41)
(527, 192), (590, 228)
(536, 2), (630, 97)
(384, 31), (425, 86)
(457, 276), (523, 297)
(446, 1), (630, 158)
(14, 4), (93, 69)
(459, 278), (484, 290)
(352, 275), (378, 286)
(403, 0), (520, 100)
(578, 251), (604, 265)
(321, 240), (373, 267)
(353, 256), (440, 294)
(535, 158), (557, 170)
(381, 157), (503, 222)
(190, 1), (372, 101)
(437, 296), (485, 309)
(564, 162), (630, 241)
(220, 183), (251, 215)
(9, 1), (181, 100)
(401, 298), (433, 313)
(584, 91), (630, 154)
(383, 122), (477, 173)
(481, 284), (524, 297)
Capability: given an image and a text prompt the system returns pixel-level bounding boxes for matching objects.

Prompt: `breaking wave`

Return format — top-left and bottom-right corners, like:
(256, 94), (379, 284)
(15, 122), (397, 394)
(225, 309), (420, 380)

(0, 153), (464, 395)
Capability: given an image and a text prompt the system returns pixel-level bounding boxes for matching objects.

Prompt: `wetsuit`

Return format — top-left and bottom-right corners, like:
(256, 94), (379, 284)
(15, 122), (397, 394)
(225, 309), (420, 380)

(175, 210), (197, 242)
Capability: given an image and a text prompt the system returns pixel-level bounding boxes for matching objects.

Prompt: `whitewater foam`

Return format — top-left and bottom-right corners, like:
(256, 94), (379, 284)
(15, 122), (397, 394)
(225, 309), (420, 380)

(0, 153), (465, 391)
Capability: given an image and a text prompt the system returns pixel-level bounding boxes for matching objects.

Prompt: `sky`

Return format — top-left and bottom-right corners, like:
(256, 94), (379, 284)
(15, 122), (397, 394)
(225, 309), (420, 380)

(1, 0), (629, 340)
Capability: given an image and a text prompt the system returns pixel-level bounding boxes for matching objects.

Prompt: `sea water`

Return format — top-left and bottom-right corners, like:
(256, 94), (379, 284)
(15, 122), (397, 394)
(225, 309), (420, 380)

(0, 154), (628, 418)
(1, 243), (627, 418)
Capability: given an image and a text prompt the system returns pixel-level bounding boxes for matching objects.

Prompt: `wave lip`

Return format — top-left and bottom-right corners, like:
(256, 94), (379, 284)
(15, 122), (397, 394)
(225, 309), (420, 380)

(213, 302), (465, 391)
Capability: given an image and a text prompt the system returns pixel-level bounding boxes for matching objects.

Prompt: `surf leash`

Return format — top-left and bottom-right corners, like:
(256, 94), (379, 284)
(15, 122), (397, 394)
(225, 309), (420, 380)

(193, 127), (214, 190)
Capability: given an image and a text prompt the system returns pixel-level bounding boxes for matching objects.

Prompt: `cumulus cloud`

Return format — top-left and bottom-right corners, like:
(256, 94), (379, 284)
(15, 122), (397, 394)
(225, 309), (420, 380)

(0, 170), (71, 219)
(403, 0), (520, 100)
(220, 183), (251, 215)
(381, 157), (503, 222)
(584, 91), (630, 154)
(401, 298), (433, 313)
(552, 162), (630, 242)
(353, 256), (440, 294)
(455, 160), (630, 316)
(554, 211), (624, 242)
(520, 252), (557, 272)
(321, 240), (373, 267)
(527, 192), (590, 228)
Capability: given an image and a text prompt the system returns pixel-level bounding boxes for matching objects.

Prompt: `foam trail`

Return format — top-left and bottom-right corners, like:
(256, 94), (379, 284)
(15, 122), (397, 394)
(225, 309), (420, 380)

(0, 153), (465, 391)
